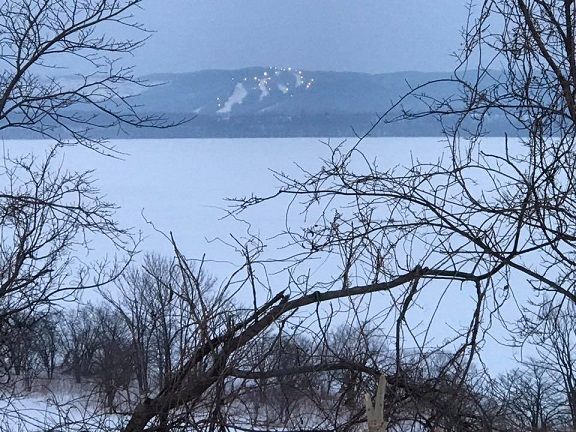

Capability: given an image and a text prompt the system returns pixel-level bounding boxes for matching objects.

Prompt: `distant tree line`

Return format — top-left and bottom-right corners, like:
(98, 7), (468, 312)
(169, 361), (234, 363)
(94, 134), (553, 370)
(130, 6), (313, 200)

(0, 252), (575, 432)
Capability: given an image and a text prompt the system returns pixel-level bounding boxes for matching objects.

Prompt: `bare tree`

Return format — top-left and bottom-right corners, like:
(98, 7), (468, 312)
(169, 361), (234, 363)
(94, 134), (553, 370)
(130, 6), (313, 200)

(493, 363), (568, 431)
(0, 0), (170, 348)
(170, 1), (576, 431)
(112, 239), (492, 432)
(115, 239), (382, 432)
(225, 0), (576, 387)
(91, 2), (576, 431)
(91, 303), (136, 412)
(0, 148), (133, 316)
(0, 0), (171, 151)
(31, 311), (61, 380)
(518, 300), (576, 429)
(0, 1), (177, 430)
(60, 304), (100, 384)
(7, 1), (576, 431)
(106, 253), (216, 397)
(0, 0), (152, 397)
(0, 310), (39, 391)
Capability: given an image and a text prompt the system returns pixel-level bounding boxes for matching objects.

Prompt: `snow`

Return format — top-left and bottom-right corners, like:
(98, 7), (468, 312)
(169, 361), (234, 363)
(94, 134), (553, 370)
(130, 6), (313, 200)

(0, 136), (537, 430)
(0, 137), (524, 374)
(258, 78), (270, 100)
(0, 392), (122, 431)
(294, 72), (304, 87)
(217, 83), (248, 113)
(278, 83), (289, 94)
(0, 137), (448, 270)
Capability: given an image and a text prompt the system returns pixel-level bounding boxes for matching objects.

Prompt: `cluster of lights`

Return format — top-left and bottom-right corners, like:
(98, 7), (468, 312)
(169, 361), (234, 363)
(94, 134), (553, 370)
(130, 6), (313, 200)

(216, 66), (316, 107)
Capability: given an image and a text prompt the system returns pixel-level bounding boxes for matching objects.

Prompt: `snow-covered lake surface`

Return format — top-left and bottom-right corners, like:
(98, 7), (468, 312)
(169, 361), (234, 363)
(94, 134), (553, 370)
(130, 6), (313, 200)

(0, 137), (449, 261)
(0, 137), (522, 371)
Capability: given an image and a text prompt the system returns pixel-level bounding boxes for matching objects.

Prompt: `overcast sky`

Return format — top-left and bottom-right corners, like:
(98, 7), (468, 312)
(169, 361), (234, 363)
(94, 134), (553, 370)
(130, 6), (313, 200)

(130, 1), (471, 74)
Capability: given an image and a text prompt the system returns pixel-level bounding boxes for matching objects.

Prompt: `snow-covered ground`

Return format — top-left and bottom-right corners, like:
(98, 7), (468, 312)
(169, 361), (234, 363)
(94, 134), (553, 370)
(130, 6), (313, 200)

(218, 82), (249, 113)
(0, 388), (123, 431)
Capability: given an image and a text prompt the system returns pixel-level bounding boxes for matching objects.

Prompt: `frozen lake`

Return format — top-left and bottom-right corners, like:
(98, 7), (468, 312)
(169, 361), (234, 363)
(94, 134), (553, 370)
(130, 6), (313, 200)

(1, 136), (521, 371)
(0, 137), (450, 261)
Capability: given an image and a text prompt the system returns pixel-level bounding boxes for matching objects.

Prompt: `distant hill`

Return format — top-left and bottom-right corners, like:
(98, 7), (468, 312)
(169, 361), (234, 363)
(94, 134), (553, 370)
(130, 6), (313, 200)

(129, 68), (453, 137)
(137, 68), (454, 115)
(2, 68), (514, 139)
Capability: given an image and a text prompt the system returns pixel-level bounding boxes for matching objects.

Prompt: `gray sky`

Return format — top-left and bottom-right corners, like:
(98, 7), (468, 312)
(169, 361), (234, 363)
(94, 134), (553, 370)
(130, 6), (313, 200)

(131, 1), (470, 74)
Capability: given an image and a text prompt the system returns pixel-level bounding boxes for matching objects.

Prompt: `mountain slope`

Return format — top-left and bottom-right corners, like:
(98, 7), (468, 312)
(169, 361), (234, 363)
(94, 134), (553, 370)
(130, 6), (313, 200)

(135, 67), (453, 116)
(1, 68), (512, 138)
